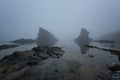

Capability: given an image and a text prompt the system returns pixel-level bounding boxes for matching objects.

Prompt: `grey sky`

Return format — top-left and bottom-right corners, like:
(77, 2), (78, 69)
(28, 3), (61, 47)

(0, 0), (120, 41)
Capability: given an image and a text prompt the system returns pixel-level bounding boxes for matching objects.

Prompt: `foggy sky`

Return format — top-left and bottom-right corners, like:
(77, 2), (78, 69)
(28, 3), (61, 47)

(0, 0), (120, 41)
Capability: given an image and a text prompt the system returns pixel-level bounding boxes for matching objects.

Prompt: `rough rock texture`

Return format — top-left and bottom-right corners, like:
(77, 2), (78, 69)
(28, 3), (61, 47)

(0, 46), (64, 80)
(36, 28), (58, 46)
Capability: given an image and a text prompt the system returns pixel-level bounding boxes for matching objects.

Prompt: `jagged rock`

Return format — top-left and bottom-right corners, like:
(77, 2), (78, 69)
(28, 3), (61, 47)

(32, 46), (50, 52)
(36, 27), (58, 46)
(75, 28), (91, 44)
(0, 46), (65, 80)
(75, 28), (91, 54)
(11, 27), (58, 46)
(0, 44), (19, 51)
(32, 46), (64, 58)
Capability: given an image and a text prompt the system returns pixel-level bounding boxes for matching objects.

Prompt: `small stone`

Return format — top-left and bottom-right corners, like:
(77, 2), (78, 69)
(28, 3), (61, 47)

(107, 62), (120, 71)
(88, 53), (94, 57)
(54, 69), (58, 73)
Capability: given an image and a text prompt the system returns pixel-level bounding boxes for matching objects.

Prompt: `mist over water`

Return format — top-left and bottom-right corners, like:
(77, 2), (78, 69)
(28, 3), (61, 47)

(0, 1), (120, 80)
(0, 0), (120, 41)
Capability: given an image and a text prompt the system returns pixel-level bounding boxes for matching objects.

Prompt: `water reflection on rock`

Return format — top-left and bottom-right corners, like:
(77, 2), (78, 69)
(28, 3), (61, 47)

(75, 41), (90, 54)
(36, 41), (57, 47)
(0, 46), (65, 80)
(74, 28), (91, 54)
(85, 44), (120, 61)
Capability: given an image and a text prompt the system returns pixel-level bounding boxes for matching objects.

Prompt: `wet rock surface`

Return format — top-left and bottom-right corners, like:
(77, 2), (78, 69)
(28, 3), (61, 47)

(85, 45), (120, 72)
(85, 45), (120, 60)
(0, 44), (19, 51)
(107, 63), (120, 71)
(0, 46), (65, 80)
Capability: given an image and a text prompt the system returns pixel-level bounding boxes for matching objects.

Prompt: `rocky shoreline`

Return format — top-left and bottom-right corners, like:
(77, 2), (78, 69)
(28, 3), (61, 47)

(85, 45), (120, 59)
(85, 45), (120, 72)
(0, 46), (65, 80)
(0, 44), (19, 51)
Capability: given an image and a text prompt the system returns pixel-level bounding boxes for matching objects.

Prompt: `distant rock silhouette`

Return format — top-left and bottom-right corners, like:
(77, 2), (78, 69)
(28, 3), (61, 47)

(11, 27), (58, 46)
(75, 28), (91, 54)
(36, 27), (58, 46)
(100, 30), (120, 41)
(11, 39), (35, 44)
(75, 28), (91, 45)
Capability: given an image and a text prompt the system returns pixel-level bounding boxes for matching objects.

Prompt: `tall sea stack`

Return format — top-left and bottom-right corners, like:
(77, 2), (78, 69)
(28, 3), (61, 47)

(75, 28), (91, 53)
(75, 28), (90, 45)
(36, 27), (58, 46)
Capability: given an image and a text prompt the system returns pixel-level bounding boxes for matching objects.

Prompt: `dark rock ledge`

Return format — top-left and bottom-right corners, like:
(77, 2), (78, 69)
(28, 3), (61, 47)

(0, 46), (65, 80)
(0, 44), (19, 51)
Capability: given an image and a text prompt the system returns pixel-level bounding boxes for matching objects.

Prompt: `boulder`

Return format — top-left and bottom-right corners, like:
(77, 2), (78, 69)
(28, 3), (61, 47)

(107, 63), (120, 71)
(88, 53), (94, 57)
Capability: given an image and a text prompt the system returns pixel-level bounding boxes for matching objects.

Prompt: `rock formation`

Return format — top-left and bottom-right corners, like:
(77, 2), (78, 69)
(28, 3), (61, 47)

(0, 46), (65, 80)
(36, 27), (58, 46)
(75, 28), (91, 53)
(11, 27), (58, 46)
(75, 28), (91, 45)
(107, 63), (120, 71)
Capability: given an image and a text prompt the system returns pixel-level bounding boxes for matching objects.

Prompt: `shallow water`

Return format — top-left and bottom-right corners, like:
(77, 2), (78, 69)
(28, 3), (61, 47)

(0, 43), (37, 58)
(0, 41), (119, 80)
(55, 41), (119, 79)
